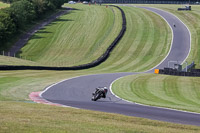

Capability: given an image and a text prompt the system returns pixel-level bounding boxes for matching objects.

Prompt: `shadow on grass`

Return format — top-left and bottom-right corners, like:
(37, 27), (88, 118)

(36, 30), (52, 34)
(14, 8), (82, 56)
(54, 18), (74, 22)
(62, 7), (83, 11)
(30, 27), (52, 39)
(46, 19), (74, 26)
(71, 8), (83, 11)
(30, 34), (45, 40)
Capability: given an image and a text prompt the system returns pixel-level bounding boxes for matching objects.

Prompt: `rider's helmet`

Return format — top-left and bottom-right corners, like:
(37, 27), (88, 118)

(103, 87), (108, 93)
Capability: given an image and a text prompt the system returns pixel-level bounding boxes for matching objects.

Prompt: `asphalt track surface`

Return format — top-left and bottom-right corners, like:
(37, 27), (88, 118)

(41, 6), (200, 126)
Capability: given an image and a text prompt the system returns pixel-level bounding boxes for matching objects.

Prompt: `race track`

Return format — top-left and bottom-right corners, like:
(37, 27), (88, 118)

(41, 6), (200, 126)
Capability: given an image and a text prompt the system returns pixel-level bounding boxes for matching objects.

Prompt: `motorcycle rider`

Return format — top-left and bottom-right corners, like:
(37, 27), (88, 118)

(93, 87), (108, 98)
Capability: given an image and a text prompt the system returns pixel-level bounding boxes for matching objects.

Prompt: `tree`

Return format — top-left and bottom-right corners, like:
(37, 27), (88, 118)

(32, 0), (47, 16)
(32, 0), (65, 17)
(0, 0), (66, 47)
(10, 0), (36, 28)
(0, 10), (16, 45)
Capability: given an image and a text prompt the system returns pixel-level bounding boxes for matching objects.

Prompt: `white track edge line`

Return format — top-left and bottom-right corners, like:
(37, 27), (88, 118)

(116, 4), (175, 73)
(115, 4), (173, 73)
(146, 6), (191, 65)
(39, 72), (131, 109)
(39, 75), (85, 109)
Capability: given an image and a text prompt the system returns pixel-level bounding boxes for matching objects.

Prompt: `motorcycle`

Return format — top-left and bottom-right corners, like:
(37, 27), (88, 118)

(91, 87), (107, 101)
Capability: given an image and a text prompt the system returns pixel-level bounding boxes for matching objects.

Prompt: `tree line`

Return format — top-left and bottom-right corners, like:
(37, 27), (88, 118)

(0, 0), (67, 49)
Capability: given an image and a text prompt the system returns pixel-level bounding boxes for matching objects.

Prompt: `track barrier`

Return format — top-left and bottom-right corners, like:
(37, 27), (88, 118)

(157, 62), (200, 77)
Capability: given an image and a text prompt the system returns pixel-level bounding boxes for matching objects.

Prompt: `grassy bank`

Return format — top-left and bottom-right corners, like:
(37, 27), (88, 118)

(1, 4), (171, 72)
(18, 4), (122, 67)
(91, 6), (171, 72)
(0, 70), (87, 101)
(0, 55), (39, 66)
(1, 101), (200, 132)
(112, 73), (200, 113)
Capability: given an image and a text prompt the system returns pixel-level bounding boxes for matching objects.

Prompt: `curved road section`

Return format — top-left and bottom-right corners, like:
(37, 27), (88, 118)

(143, 6), (191, 71)
(41, 7), (200, 126)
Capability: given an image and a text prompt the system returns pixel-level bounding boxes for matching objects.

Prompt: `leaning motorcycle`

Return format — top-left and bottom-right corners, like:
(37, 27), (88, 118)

(92, 87), (108, 101)
(92, 91), (102, 101)
(91, 89), (104, 101)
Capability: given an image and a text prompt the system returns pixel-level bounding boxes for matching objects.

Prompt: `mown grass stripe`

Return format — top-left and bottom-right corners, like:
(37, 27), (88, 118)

(146, 75), (177, 105)
(112, 74), (200, 113)
(19, 5), (120, 67)
(93, 6), (171, 72)
(121, 10), (169, 72)
(109, 9), (150, 71)
(162, 76), (189, 106)
(132, 76), (165, 103)
(118, 9), (155, 71)
(94, 10), (137, 71)
(92, 7), (148, 72)
(177, 78), (200, 106)
(83, 7), (115, 60)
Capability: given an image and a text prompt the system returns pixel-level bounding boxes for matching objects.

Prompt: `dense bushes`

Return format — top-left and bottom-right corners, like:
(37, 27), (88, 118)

(0, 0), (66, 48)
(0, 11), (16, 43)
(10, 0), (36, 28)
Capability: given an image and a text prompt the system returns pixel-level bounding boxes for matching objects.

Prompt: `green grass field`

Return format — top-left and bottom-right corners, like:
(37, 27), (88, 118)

(112, 73), (200, 113)
(3, 4), (171, 72)
(1, 70), (200, 132)
(91, 6), (171, 72)
(0, 55), (39, 66)
(0, 3), (200, 132)
(0, 2), (9, 9)
(18, 4), (122, 67)
(1, 101), (200, 133)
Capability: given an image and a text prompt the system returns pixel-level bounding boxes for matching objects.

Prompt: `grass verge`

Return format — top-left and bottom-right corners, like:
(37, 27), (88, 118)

(18, 4), (121, 67)
(0, 70), (88, 101)
(1, 101), (200, 132)
(112, 73), (200, 113)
